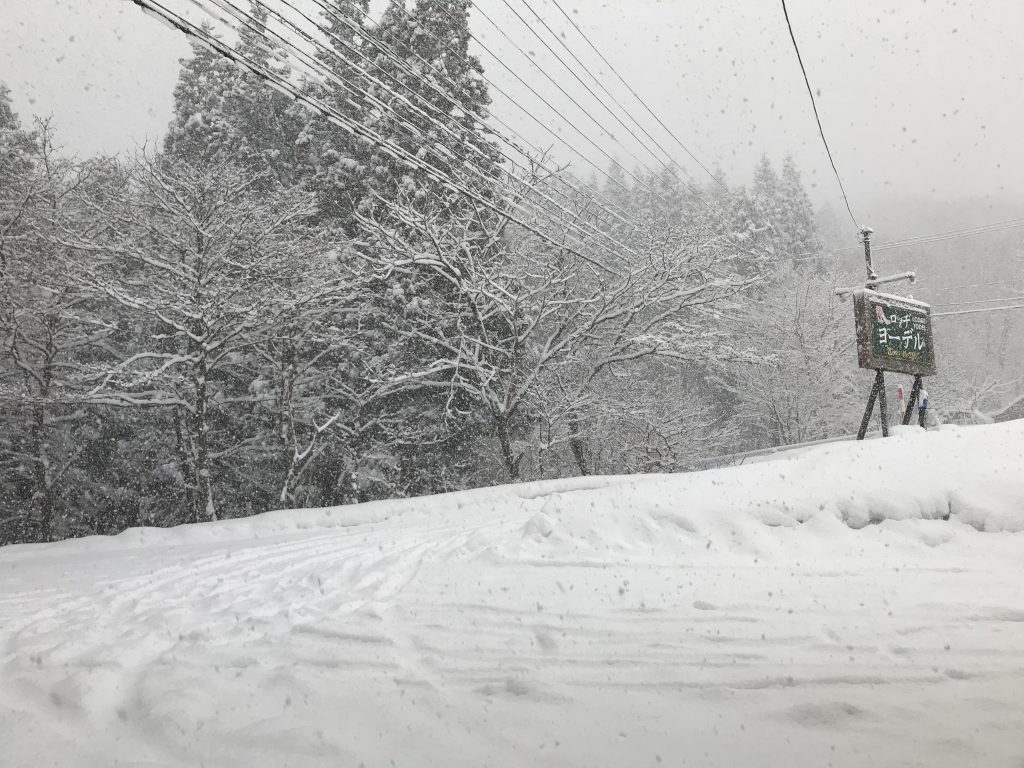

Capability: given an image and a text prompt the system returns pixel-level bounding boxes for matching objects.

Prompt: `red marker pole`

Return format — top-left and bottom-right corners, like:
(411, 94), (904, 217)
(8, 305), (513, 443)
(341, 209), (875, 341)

(897, 384), (905, 423)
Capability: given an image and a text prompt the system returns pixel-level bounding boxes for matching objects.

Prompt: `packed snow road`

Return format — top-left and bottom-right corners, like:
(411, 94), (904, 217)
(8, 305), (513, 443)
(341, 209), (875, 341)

(2, 424), (1023, 767)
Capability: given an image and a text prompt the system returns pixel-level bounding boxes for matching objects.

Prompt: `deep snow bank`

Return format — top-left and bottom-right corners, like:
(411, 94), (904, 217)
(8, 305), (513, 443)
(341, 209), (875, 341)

(504, 422), (1024, 564)
(7, 421), (1023, 561)
(1, 421), (1023, 768)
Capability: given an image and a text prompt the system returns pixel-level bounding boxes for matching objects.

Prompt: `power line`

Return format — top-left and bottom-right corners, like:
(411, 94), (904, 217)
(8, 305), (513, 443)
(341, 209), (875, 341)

(195, 0), (644, 261)
(509, 0), (679, 169)
(341, 0), (761, 253)
(201, 0), (639, 230)
(296, 0), (641, 227)
(936, 280), (1017, 293)
(875, 218), (1024, 251)
(933, 294), (1024, 309)
(427, 1), (672, 206)
(236, 0), (645, 251)
(779, 0), (859, 231)
(791, 215), (1024, 262)
(477, 0), (668, 186)
(493, 0), (741, 232)
(222, 0), (499, 172)
(468, 0), (733, 225)
(332, 0), (657, 217)
(933, 303), (1024, 318)
(546, 0), (727, 192)
(489, 0), (676, 176)
(133, 0), (766, 272)
(128, 0), (626, 277)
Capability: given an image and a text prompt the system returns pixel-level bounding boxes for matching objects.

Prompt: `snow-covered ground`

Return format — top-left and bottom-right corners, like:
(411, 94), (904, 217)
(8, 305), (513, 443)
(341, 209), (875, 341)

(2, 423), (1023, 767)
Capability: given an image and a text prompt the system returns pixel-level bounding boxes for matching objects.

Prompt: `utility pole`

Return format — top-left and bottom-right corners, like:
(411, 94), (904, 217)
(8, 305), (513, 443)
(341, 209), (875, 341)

(862, 226), (878, 285)
(856, 227), (890, 440)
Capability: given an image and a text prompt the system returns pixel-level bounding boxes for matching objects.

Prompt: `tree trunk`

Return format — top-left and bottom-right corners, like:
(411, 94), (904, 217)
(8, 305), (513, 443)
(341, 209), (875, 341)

(29, 400), (54, 542)
(27, 336), (57, 542)
(277, 354), (300, 506)
(567, 410), (589, 476)
(174, 406), (198, 524)
(496, 415), (520, 482)
(192, 356), (216, 522)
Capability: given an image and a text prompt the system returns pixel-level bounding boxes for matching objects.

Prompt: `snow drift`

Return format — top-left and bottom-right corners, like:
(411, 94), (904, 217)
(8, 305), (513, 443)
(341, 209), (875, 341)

(1, 422), (1023, 767)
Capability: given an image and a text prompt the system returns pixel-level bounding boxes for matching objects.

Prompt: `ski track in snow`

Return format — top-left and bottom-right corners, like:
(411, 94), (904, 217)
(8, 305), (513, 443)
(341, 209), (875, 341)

(2, 424), (1024, 767)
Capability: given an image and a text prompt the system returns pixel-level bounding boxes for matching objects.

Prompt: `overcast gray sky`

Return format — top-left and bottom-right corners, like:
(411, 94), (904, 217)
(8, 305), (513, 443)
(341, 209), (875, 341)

(3, 0), (1023, 242)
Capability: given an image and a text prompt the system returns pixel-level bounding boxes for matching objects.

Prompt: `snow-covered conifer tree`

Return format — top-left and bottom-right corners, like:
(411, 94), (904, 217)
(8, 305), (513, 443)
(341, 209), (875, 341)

(779, 155), (824, 263)
(305, 0), (373, 232)
(164, 6), (306, 188)
(392, 0), (500, 212)
(750, 155), (784, 255)
(163, 29), (240, 166)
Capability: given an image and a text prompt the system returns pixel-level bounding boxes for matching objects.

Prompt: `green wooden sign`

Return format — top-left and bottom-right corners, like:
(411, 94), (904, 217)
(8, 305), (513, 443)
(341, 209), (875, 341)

(853, 289), (936, 376)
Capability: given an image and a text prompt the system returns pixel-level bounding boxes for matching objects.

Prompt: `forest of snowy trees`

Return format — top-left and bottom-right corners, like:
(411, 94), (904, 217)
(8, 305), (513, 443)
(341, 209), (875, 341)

(2, 1), (1019, 545)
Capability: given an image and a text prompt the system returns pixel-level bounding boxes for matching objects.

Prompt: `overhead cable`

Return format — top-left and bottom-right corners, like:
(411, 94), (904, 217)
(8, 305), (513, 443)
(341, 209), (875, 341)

(874, 217), (1024, 251)
(293, 0), (641, 227)
(547, 0), (728, 191)
(933, 303), (1024, 318)
(780, 0), (860, 231)
(485, 0), (681, 182)
(341, 0), (756, 246)
(504, 0), (679, 169)
(791, 215), (1024, 262)
(932, 294), (1024, 309)
(467, 0), (738, 227)
(197, 0), (643, 260)
(935, 280), (1017, 293)
(424, 0), (674, 206)
(240, 0), (644, 248)
(319, 0), (649, 220)
(484, 0), (734, 230)
(127, 0), (626, 277)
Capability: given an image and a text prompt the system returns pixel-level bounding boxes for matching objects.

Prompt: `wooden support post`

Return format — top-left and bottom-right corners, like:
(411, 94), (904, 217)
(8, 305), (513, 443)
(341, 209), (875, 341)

(857, 369), (885, 440)
(878, 371), (890, 437)
(902, 375), (923, 426)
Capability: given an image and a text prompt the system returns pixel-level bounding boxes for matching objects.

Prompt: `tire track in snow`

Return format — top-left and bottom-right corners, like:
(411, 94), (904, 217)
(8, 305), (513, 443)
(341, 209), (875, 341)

(0, 500), (535, 759)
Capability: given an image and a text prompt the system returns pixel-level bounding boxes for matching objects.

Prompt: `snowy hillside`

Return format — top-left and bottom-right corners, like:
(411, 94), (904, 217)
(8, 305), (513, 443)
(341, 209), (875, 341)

(2, 423), (1024, 768)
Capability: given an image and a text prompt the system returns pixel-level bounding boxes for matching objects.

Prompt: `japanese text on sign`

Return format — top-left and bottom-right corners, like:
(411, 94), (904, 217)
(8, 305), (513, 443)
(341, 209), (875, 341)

(853, 289), (937, 376)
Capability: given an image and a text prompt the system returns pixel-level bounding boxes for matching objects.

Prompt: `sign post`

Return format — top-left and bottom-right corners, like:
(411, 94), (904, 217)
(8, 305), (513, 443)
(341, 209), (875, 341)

(852, 288), (936, 438)
(837, 227), (938, 440)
